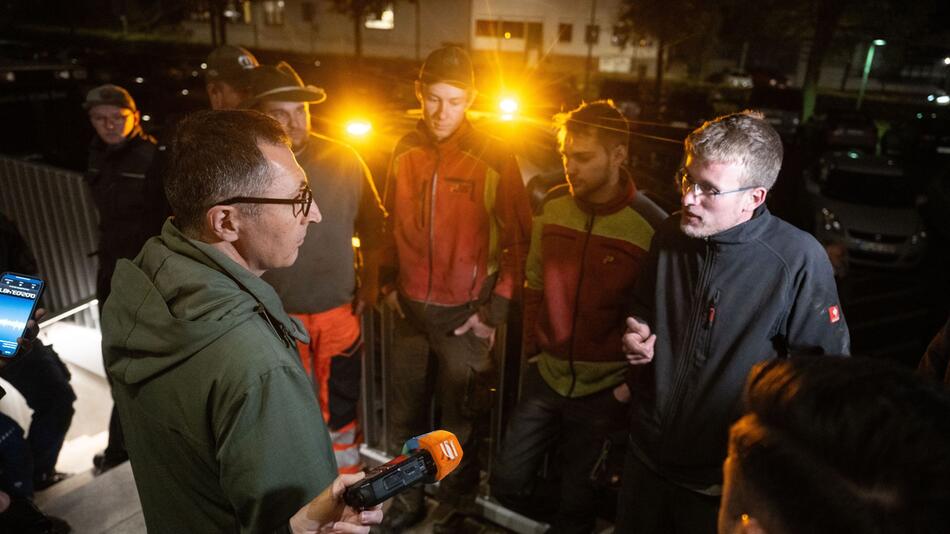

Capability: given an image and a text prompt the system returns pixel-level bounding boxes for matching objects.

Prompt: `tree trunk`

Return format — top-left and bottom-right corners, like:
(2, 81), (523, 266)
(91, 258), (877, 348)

(801, 0), (846, 122)
(353, 9), (363, 60)
(654, 38), (665, 110)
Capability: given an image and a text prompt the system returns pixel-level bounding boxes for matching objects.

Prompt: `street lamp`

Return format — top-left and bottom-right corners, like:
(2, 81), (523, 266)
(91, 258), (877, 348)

(856, 39), (886, 110)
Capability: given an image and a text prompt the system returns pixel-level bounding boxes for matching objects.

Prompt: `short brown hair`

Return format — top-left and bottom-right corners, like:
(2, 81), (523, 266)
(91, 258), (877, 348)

(165, 110), (290, 236)
(685, 110), (783, 189)
(555, 100), (630, 152)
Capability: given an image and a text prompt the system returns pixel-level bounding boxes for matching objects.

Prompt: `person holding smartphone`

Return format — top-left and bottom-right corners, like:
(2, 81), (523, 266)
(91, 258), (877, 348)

(0, 213), (76, 492)
(0, 306), (70, 534)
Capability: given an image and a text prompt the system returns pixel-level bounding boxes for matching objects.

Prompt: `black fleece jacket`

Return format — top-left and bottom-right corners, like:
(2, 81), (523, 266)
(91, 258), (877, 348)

(626, 206), (850, 490)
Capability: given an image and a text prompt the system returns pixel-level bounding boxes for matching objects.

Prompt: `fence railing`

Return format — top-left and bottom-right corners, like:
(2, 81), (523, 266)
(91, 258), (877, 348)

(0, 155), (99, 329)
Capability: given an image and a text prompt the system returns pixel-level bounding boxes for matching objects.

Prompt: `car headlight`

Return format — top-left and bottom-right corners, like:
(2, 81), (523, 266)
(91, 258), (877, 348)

(820, 207), (842, 233)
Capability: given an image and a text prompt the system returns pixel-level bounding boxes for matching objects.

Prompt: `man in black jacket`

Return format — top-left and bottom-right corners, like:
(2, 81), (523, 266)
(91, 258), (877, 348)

(84, 84), (156, 474)
(618, 111), (850, 534)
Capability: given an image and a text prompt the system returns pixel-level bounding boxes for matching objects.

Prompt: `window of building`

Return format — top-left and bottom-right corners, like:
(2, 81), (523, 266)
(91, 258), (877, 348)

(187, 0), (210, 22)
(476, 19), (526, 39)
(558, 23), (573, 43)
(365, 2), (395, 30)
(263, 0), (285, 26)
(502, 21), (524, 39)
(301, 1), (314, 23)
(476, 19), (499, 37)
(585, 24), (600, 45)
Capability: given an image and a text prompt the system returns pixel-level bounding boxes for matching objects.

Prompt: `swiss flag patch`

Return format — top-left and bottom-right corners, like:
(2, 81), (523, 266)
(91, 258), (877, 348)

(828, 305), (841, 324)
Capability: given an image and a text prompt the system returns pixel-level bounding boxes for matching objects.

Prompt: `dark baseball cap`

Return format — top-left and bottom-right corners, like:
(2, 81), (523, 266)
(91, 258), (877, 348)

(419, 46), (474, 89)
(83, 84), (136, 111)
(241, 61), (327, 108)
(206, 45), (259, 82)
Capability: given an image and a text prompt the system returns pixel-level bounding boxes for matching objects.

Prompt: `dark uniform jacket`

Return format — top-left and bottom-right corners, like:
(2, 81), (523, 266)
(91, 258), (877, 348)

(85, 127), (156, 301)
(627, 206), (851, 490)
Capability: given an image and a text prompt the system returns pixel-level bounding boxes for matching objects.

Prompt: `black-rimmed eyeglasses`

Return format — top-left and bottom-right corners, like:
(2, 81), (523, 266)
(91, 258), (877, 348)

(677, 168), (757, 198)
(218, 186), (314, 217)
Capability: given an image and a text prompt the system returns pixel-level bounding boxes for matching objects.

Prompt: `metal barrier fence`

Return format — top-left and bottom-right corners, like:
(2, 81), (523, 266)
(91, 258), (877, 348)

(0, 156), (546, 531)
(0, 155), (99, 329)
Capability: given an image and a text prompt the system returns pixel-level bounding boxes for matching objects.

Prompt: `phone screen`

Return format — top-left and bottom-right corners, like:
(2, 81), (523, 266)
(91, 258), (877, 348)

(0, 272), (45, 357)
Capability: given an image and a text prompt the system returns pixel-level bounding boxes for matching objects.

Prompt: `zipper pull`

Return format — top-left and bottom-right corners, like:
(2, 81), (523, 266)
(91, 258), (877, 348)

(706, 290), (720, 329)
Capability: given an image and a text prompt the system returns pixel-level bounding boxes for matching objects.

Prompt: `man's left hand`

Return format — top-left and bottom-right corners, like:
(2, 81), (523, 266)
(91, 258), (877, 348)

(454, 313), (496, 348)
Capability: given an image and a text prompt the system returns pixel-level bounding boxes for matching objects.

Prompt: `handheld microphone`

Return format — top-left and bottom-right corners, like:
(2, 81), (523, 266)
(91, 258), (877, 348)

(343, 430), (463, 509)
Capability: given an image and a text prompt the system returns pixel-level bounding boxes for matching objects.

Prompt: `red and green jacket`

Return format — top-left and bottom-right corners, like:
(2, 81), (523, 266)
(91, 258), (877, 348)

(381, 120), (532, 325)
(525, 176), (656, 397)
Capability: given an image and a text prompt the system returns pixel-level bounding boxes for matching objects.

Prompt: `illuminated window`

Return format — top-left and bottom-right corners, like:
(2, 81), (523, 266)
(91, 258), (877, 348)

(559, 23), (573, 43)
(365, 2), (395, 30)
(263, 0), (285, 25)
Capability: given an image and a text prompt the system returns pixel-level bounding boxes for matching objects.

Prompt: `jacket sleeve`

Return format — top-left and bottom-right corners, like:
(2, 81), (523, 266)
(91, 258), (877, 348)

(783, 243), (851, 356)
(216, 365), (337, 533)
(353, 151), (387, 308)
(918, 317), (950, 385)
(481, 154), (533, 326)
(377, 142), (405, 298)
(628, 229), (661, 325)
(522, 212), (545, 356)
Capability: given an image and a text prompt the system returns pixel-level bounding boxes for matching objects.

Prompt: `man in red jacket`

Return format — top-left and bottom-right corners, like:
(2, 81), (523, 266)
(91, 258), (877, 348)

(379, 46), (532, 531)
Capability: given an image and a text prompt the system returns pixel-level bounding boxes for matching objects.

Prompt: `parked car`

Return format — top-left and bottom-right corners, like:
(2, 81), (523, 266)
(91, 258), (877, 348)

(749, 87), (802, 141)
(805, 151), (927, 269)
(815, 110), (879, 152)
(707, 70), (754, 89)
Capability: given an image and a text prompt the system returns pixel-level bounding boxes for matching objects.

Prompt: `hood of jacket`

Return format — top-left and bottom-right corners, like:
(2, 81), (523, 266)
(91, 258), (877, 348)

(102, 219), (307, 386)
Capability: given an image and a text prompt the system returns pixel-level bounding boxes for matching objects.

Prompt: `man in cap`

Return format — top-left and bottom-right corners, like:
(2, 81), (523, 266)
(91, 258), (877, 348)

(84, 83), (156, 475)
(141, 45), (260, 239)
(205, 44), (260, 110)
(243, 62), (386, 475)
(379, 45), (532, 530)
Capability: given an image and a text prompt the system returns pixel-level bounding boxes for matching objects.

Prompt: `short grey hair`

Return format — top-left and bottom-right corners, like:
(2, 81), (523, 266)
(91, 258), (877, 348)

(685, 110), (783, 189)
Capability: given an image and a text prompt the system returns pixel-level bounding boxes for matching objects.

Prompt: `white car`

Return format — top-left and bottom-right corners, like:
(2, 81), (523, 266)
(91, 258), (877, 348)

(806, 151), (927, 269)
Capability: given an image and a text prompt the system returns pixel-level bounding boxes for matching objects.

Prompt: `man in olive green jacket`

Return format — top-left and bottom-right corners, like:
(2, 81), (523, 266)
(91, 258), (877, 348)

(101, 110), (382, 533)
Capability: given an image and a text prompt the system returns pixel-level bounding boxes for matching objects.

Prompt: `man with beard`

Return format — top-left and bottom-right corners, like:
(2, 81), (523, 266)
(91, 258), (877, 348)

(492, 101), (663, 533)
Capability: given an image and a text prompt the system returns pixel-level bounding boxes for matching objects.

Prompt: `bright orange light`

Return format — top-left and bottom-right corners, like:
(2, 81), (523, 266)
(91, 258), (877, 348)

(345, 120), (372, 137)
(504, 32), (512, 39)
(499, 98), (519, 114)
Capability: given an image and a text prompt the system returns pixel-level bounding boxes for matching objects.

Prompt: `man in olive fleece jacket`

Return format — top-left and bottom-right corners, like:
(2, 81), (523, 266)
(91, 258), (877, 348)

(101, 110), (381, 533)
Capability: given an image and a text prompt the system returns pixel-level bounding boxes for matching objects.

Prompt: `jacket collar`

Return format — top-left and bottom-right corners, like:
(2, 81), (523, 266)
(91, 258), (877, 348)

(90, 125), (148, 154)
(706, 205), (771, 245)
(416, 117), (473, 151)
(574, 168), (638, 216)
(162, 220), (307, 342)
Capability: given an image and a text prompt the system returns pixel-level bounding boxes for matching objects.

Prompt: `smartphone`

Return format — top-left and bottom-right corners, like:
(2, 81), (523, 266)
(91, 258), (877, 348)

(0, 272), (45, 357)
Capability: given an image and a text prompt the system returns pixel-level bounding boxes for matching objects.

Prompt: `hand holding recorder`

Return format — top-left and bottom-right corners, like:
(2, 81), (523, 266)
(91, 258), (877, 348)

(289, 430), (462, 533)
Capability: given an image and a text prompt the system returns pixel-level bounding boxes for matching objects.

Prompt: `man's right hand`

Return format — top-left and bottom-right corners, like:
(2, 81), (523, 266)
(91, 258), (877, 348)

(623, 316), (655, 365)
(289, 472), (383, 534)
(382, 290), (405, 319)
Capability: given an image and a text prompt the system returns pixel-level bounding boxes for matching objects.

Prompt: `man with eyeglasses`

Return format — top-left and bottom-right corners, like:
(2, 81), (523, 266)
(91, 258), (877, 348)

(84, 83), (156, 475)
(243, 62), (385, 476)
(100, 110), (382, 533)
(616, 111), (850, 534)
